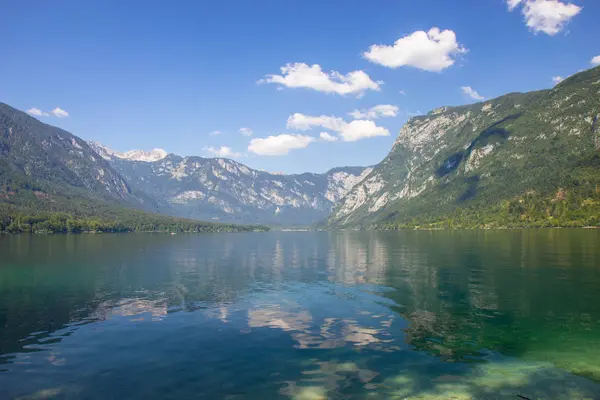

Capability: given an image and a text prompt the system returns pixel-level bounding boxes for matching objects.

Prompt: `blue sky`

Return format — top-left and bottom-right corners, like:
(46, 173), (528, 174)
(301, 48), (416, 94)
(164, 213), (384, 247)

(1, 0), (598, 173)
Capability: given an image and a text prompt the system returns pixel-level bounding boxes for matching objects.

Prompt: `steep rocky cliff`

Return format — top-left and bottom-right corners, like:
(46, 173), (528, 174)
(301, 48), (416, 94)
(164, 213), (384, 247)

(331, 66), (600, 228)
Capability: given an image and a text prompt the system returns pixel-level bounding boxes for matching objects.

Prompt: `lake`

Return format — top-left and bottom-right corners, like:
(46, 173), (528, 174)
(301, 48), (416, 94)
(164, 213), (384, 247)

(1, 230), (599, 399)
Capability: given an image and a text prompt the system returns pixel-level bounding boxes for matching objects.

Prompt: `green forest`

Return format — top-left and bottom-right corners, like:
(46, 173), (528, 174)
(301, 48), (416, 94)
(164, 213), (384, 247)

(378, 185), (600, 230)
(377, 152), (600, 230)
(0, 205), (269, 234)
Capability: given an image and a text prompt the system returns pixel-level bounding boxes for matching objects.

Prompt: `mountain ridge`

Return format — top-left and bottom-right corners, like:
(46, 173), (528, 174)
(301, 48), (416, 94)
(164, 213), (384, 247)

(89, 140), (372, 225)
(88, 141), (367, 176)
(0, 103), (154, 209)
(330, 66), (600, 228)
(88, 141), (168, 162)
(0, 102), (268, 233)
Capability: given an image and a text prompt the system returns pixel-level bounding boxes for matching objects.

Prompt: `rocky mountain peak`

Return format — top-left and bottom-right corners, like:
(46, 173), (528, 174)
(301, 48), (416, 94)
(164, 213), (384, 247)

(119, 148), (168, 162)
(87, 141), (168, 162)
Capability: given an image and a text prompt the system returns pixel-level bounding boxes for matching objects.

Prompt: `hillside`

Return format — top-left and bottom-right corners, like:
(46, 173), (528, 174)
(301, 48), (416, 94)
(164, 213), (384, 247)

(330, 66), (600, 229)
(0, 103), (266, 233)
(89, 141), (371, 226)
(0, 103), (161, 209)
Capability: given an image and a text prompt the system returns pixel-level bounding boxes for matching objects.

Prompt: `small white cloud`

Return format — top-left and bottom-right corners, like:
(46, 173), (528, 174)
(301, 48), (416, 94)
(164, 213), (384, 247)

(51, 107), (69, 118)
(27, 107), (49, 117)
(287, 113), (346, 132)
(287, 112), (389, 142)
(507, 0), (582, 36)
(248, 134), (315, 156)
(239, 127), (253, 136)
(27, 107), (70, 118)
(363, 28), (467, 72)
(259, 63), (382, 96)
(399, 90), (407, 95)
(319, 132), (338, 142)
(461, 86), (485, 101)
(591, 55), (600, 66)
(552, 75), (564, 85)
(204, 146), (241, 158)
(209, 130), (222, 136)
(349, 104), (399, 120)
(338, 120), (389, 142)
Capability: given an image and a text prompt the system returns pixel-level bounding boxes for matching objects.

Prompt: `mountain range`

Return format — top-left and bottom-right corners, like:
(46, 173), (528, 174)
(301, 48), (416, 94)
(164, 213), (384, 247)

(0, 101), (370, 228)
(2, 65), (599, 230)
(87, 141), (371, 225)
(0, 103), (267, 233)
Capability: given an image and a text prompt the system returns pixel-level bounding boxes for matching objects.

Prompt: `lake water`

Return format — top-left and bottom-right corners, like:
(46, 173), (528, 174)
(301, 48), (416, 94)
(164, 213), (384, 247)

(0, 230), (599, 399)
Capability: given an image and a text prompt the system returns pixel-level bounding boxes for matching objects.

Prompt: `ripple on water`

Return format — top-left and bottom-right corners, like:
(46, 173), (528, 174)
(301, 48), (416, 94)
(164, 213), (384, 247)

(1, 231), (600, 399)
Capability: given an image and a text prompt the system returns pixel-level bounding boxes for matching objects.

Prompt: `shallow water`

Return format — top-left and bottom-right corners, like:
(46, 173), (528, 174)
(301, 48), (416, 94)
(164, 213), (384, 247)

(0, 230), (599, 399)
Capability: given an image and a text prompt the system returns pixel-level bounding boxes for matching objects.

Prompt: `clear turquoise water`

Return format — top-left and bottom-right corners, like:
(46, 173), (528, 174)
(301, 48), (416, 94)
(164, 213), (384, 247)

(0, 230), (599, 399)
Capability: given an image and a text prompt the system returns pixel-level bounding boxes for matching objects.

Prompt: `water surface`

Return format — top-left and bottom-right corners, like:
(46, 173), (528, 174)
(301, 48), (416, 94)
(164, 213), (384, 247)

(1, 230), (599, 399)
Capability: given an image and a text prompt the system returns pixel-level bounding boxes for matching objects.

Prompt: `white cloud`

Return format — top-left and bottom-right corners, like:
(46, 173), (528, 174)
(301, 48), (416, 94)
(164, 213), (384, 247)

(552, 75), (564, 84)
(363, 28), (467, 72)
(248, 134), (314, 156)
(209, 130), (222, 136)
(349, 104), (399, 120)
(287, 113), (389, 142)
(28, 107), (69, 118)
(591, 55), (600, 66)
(204, 146), (241, 158)
(461, 86), (485, 101)
(239, 127), (253, 136)
(319, 132), (338, 142)
(338, 120), (389, 142)
(507, 0), (582, 36)
(399, 90), (407, 95)
(259, 63), (382, 96)
(27, 107), (49, 117)
(287, 113), (346, 132)
(51, 107), (69, 118)
(523, 0), (581, 35)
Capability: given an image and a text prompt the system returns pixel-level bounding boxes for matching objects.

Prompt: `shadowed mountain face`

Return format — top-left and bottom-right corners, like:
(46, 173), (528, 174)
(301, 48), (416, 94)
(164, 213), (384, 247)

(89, 141), (371, 225)
(0, 103), (156, 211)
(330, 66), (600, 228)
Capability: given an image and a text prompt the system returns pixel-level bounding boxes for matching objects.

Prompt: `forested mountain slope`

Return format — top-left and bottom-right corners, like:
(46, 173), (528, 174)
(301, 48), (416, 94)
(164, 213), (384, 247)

(0, 103), (265, 233)
(330, 66), (600, 228)
(0, 103), (153, 208)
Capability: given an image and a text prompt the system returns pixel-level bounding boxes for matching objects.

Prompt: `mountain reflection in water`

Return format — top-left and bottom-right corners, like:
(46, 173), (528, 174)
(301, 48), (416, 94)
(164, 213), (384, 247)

(0, 230), (599, 399)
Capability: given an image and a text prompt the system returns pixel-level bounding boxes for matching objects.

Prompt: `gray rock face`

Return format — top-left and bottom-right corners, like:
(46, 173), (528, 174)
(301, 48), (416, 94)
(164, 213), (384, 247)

(330, 66), (600, 227)
(88, 142), (371, 225)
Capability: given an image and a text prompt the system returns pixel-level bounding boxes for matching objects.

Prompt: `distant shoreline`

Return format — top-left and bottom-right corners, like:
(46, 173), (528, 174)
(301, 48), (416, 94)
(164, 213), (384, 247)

(3, 226), (599, 236)
(0, 231), (269, 236)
